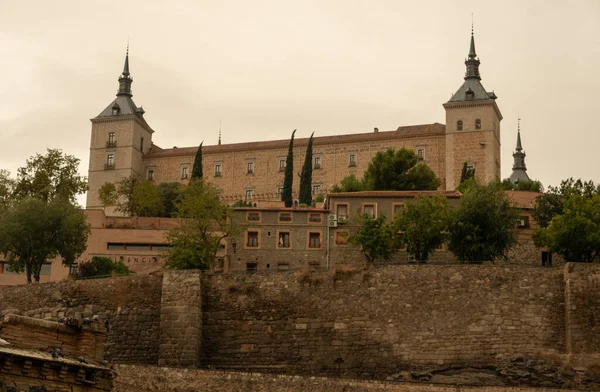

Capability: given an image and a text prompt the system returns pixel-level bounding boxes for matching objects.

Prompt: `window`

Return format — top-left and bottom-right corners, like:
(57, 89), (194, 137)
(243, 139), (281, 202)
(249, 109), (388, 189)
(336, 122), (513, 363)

(105, 154), (115, 170)
(107, 243), (125, 250)
(277, 187), (284, 196)
(541, 251), (552, 267)
(308, 213), (322, 223)
(278, 232), (291, 248)
(475, 119), (482, 129)
(314, 156), (321, 169)
(362, 203), (376, 218)
(106, 132), (116, 148)
(214, 163), (222, 177)
(247, 161), (254, 174)
(125, 244), (151, 251)
(246, 231), (259, 247)
(279, 159), (286, 172)
(336, 204), (348, 219)
(308, 232), (321, 249)
(457, 120), (463, 131)
(246, 263), (258, 272)
(147, 169), (154, 181)
(181, 167), (188, 179)
(277, 263), (289, 271)
(417, 148), (424, 160)
(140, 137), (144, 152)
(335, 231), (349, 245)
(247, 212), (261, 222)
(392, 203), (405, 217)
(312, 185), (321, 194)
(517, 215), (530, 228)
(245, 189), (254, 200)
(279, 212), (292, 222)
(349, 153), (357, 167)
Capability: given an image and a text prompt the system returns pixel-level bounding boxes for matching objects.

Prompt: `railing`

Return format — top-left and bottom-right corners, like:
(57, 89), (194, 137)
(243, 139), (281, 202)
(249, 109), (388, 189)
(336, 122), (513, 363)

(104, 163), (115, 170)
(106, 141), (117, 148)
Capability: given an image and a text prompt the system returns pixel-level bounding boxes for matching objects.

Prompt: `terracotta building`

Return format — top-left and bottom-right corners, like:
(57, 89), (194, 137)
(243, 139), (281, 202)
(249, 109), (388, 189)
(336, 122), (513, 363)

(86, 29), (503, 213)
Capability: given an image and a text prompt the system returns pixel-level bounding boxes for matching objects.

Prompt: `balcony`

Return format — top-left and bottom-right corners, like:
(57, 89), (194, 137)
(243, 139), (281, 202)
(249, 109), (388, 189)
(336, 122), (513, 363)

(106, 141), (117, 148)
(104, 163), (115, 170)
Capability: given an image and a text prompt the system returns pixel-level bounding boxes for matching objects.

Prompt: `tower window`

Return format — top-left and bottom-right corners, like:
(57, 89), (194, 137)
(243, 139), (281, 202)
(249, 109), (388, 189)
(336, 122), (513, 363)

(348, 153), (357, 167)
(140, 137), (144, 152)
(247, 162), (254, 174)
(279, 159), (286, 172)
(181, 167), (188, 179)
(147, 169), (154, 181)
(214, 163), (222, 177)
(105, 154), (115, 170)
(417, 148), (425, 160)
(475, 119), (481, 129)
(314, 156), (321, 169)
(312, 184), (321, 194)
(457, 120), (463, 131)
(107, 132), (116, 148)
(245, 189), (254, 200)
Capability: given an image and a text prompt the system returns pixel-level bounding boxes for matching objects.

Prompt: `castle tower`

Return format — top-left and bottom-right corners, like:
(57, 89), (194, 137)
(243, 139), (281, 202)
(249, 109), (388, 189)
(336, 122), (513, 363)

(509, 120), (529, 184)
(443, 26), (502, 190)
(85, 48), (154, 215)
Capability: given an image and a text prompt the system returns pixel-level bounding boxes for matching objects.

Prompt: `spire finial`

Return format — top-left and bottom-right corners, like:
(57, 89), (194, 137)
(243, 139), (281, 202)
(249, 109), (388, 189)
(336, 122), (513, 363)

(117, 42), (133, 97)
(516, 115), (523, 152)
(218, 120), (222, 145)
(464, 19), (481, 80)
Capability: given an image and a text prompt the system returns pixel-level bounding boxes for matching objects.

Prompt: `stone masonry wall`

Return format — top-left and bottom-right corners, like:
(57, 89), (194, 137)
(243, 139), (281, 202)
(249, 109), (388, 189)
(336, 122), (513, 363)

(0, 275), (162, 364)
(159, 270), (203, 367)
(202, 265), (566, 379)
(564, 263), (600, 355)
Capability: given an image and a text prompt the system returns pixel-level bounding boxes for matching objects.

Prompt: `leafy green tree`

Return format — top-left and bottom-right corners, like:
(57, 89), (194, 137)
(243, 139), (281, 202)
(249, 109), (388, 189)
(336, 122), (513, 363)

(447, 182), (519, 263)
(157, 182), (182, 217)
(299, 133), (314, 205)
(0, 198), (90, 283)
(349, 213), (400, 263)
(532, 178), (599, 228)
(164, 179), (237, 270)
(282, 130), (296, 207)
(132, 180), (161, 217)
(98, 182), (117, 208)
(0, 170), (15, 207)
(501, 178), (544, 192)
(533, 194), (600, 262)
(394, 196), (450, 263)
(14, 149), (87, 203)
(191, 142), (203, 179)
(362, 148), (440, 191)
(78, 256), (130, 278)
(330, 174), (364, 193)
(459, 162), (475, 184)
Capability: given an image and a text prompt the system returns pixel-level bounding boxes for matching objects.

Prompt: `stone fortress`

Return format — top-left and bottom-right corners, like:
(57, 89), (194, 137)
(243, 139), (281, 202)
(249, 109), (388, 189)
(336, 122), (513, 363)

(86, 27), (510, 213)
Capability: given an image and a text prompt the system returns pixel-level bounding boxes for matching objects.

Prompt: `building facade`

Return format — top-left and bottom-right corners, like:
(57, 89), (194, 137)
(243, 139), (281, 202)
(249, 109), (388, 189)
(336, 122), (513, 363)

(86, 29), (502, 212)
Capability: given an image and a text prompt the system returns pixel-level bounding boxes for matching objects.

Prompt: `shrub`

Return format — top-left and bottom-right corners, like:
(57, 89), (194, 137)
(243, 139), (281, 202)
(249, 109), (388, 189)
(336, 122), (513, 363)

(78, 256), (130, 278)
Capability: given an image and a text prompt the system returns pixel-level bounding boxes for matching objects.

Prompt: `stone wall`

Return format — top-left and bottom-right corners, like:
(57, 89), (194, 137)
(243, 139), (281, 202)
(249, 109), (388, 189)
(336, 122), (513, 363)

(202, 265), (566, 379)
(0, 275), (162, 364)
(113, 365), (585, 392)
(565, 263), (600, 355)
(159, 270), (202, 367)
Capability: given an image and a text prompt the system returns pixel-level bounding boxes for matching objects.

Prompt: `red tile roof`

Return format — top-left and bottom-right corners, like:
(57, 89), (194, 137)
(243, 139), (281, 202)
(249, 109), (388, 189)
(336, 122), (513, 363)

(328, 190), (462, 198)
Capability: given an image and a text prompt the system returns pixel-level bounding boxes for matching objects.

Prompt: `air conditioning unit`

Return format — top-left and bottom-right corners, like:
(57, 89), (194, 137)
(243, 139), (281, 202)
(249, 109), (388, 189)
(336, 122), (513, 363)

(328, 214), (338, 228)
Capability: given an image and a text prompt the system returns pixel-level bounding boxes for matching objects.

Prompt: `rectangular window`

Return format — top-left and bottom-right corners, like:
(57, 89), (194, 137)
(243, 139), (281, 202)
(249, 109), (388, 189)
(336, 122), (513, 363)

(417, 148), (425, 160)
(518, 215), (530, 228)
(107, 243), (125, 250)
(308, 213), (322, 223)
(277, 187), (284, 195)
(40, 263), (52, 275)
(107, 132), (116, 148)
(247, 162), (254, 174)
(312, 185), (321, 194)
(140, 137), (144, 152)
(393, 203), (405, 217)
(214, 163), (222, 177)
(308, 232), (321, 249)
(314, 156), (321, 169)
(147, 169), (154, 181)
(541, 251), (552, 267)
(362, 203), (376, 218)
(349, 153), (356, 167)
(105, 154), (115, 170)
(247, 231), (259, 247)
(278, 232), (291, 248)
(181, 167), (188, 179)
(279, 212), (292, 222)
(247, 212), (261, 222)
(246, 263), (258, 272)
(277, 263), (289, 271)
(336, 204), (348, 219)
(245, 189), (254, 200)
(125, 244), (151, 251)
(279, 159), (286, 172)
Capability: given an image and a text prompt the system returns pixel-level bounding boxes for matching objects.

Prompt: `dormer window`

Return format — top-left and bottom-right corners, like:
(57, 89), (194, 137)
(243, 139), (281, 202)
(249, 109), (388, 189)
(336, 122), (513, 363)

(475, 119), (481, 129)
(457, 120), (463, 131)
(111, 102), (120, 115)
(465, 87), (474, 100)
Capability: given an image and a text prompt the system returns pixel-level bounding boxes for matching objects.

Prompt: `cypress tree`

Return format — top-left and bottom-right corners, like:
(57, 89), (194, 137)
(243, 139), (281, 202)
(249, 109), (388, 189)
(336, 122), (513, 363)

(299, 132), (314, 205)
(191, 142), (203, 179)
(282, 130), (296, 207)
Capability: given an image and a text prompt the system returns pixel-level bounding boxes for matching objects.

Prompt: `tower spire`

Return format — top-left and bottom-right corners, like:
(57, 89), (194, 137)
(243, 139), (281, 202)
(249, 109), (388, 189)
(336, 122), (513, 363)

(117, 44), (133, 97)
(516, 116), (523, 151)
(509, 116), (529, 184)
(464, 22), (481, 80)
(218, 120), (222, 145)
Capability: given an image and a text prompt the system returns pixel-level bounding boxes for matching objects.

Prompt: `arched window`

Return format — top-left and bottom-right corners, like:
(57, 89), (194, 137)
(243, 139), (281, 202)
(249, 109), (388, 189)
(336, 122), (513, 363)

(475, 119), (481, 129)
(457, 120), (463, 131)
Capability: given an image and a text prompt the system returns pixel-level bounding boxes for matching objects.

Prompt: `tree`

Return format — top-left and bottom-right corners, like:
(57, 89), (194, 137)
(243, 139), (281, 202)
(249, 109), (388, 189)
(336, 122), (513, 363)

(14, 149), (87, 203)
(299, 133), (314, 205)
(132, 180), (161, 217)
(532, 178), (599, 228)
(0, 198), (89, 283)
(349, 213), (400, 263)
(501, 178), (544, 192)
(157, 182), (183, 217)
(330, 174), (364, 193)
(361, 148), (440, 191)
(459, 162), (475, 184)
(533, 194), (600, 262)
(99, 176), (162, 216)
(0, 170), (15, 207)
(98, 182), (117, 208)
(447, 182), (519, 263)
(164, 179), (237, 270)
(78, 256), (129, 278)
(191, 142), (203, 179)
(394, 196), (450, 263)
(282, 130), (296, 207)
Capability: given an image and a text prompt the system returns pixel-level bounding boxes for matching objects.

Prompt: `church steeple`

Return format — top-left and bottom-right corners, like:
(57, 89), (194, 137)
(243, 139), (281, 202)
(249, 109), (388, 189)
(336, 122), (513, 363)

(509, 118), (530, 184)
(464, 25), (481, 80)
(117, 46), (133, 97)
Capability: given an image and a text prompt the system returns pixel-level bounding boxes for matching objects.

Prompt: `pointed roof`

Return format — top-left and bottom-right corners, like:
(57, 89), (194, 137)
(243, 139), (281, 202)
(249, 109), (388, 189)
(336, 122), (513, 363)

(509, 119), (529, 184)
(515, 130), (523, 151)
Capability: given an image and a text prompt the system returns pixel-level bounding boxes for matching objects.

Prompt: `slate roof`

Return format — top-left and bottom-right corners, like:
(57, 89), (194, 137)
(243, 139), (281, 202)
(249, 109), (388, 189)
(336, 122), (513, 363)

(448, 78), (497, 103)
(96, 95), (140, 118)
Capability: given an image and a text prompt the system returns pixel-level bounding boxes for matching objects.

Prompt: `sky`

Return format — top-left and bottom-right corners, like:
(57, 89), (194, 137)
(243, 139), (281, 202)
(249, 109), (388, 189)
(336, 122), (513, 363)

(1, 0), (599, 205)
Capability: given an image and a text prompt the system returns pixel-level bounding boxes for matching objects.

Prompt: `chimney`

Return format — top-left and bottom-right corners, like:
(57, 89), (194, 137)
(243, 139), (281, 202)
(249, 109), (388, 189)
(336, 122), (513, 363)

(374, 127), (379, 133)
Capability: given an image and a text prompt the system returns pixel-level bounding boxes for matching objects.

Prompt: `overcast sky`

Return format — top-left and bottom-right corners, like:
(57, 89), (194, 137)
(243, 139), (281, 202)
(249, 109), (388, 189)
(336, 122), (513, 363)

(1, 0), (599, 204)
